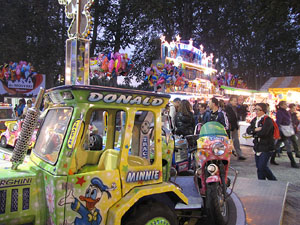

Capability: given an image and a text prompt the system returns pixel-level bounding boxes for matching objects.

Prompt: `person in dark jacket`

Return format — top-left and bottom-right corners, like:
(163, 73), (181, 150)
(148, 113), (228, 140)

(246, 103), (277, 180)
(199, 103), (210, 124)
(175, 100), (195, 136)
(289, 103), (300, 158)
(271, 101), (299, 168)
(204, 97), (227, 128)
(193, 100), (200, 126)
(237, 96), (248, 121)
(225, 96), (246, 160)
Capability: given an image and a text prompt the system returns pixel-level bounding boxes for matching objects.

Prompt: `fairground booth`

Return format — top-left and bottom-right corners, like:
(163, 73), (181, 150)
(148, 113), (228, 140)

(260, 76), (300, 105)
(145, 35), (219, 103)
(146, 35), (249, 104)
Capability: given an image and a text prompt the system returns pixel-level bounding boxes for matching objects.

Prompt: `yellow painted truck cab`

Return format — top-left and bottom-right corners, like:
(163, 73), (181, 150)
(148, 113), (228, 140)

(0, 85), (188, 225)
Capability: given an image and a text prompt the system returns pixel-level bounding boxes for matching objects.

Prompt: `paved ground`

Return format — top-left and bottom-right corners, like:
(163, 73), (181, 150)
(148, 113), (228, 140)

(231, 145), (300, 225)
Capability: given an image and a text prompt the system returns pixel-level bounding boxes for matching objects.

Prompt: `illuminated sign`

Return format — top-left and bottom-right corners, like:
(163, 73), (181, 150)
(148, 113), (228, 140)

(88, 92), (164, 106)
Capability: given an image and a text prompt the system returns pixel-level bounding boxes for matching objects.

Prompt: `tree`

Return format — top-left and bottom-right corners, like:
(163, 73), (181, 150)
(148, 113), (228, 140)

(0, 0), (66, 88)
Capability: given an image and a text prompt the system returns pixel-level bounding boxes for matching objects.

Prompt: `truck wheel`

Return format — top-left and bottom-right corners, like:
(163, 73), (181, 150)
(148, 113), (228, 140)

(1, 136), (7, 148)
(206, 182), (229, 225)
(122, 201), (177, 225)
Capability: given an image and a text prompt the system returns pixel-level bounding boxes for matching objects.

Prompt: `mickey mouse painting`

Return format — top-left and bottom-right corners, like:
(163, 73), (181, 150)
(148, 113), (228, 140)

(59, 177), (116, 225)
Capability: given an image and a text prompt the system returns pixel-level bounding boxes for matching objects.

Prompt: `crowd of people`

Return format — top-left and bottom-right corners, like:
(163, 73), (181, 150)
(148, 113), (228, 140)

(165, 96), (300, 181)
(11, 93), (300, 181)
(167, 96), (247, 161)
(14, 98), (34, 119)
(13, 96), (49, 119)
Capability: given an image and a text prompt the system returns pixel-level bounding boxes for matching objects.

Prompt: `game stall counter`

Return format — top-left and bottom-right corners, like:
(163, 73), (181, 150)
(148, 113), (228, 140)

(239, 121), (254, 146)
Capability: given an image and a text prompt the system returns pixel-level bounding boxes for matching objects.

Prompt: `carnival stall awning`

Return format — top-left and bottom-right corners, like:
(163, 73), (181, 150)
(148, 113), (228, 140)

(260, 76), (300, 93)
(221, 85), (267, 96)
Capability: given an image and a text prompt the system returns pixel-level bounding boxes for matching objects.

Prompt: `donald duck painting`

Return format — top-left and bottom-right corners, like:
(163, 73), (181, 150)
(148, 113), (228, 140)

(59, 177), (116, 225)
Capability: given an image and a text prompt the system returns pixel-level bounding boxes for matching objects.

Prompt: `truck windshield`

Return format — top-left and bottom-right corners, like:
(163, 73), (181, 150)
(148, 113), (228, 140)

(33, 108), (72, 164)
(0, 108), (16, 120)
(200, 121), (228, 137)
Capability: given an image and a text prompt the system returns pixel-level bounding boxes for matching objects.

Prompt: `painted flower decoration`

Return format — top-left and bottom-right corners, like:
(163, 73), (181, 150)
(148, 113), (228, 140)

(45, 185), (55, 213)
(46, 216), (54, 225)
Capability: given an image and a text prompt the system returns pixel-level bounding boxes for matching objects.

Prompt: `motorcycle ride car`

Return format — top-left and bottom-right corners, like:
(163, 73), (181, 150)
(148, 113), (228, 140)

(191, 121), (238, 225)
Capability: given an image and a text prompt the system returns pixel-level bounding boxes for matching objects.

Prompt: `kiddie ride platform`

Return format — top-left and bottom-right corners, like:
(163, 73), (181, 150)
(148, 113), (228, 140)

(172, 176), (288, 225)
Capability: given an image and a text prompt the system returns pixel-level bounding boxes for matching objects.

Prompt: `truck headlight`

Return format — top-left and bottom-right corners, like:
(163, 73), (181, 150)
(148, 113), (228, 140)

(212, 142), (225, 156)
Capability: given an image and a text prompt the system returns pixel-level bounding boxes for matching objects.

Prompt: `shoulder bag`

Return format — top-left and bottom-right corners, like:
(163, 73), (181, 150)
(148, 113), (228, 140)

(280, 124), (295, 137)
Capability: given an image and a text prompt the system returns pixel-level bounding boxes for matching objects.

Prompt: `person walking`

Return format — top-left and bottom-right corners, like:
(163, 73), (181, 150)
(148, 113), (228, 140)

(289, 103), (300, 158)
(225, 96), (246, 160)
(271, 101), (299, 168)
(175, 100), (195, 136)
(246, 103), (277, 180)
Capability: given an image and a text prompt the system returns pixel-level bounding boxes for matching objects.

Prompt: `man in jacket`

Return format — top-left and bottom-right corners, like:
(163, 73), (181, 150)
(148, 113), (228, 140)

(246, 103), (277, 180)
(199, 103), (210, 124)
(204, 97), (228, 129)
(225, 96), (246, 160)
(237, 96), (248, 121)
(289, 103), (300, 158)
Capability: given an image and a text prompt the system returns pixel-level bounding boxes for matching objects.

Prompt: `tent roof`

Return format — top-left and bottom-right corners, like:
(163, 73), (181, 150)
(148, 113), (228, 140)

(260, 76), (300, 91)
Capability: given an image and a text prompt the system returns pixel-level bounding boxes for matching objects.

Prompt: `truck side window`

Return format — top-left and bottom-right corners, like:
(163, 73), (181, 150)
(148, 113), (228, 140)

(114, 111), (126, 150)
(84, 110), (107, 150)
(128, 111), (154, 166)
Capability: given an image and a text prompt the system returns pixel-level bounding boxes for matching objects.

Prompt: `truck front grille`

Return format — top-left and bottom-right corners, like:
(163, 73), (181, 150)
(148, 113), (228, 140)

(11, 189), (18, 212)
(23, 188), (30, 210)
(0, 187), (30, 214)
(0, 190), (6, 214)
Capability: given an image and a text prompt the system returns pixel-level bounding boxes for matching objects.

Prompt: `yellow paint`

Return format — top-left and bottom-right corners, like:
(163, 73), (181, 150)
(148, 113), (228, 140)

(67, 120), (81, 149)
(106, 182), (188, 225)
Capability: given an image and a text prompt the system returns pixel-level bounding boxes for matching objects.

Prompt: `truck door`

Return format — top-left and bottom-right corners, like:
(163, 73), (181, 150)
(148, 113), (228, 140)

(60, 109), (122, 225)
(121, 110), (163, 195)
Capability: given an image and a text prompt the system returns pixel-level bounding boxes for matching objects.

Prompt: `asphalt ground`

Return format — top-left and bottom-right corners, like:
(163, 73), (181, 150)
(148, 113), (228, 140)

(230, 145), (300, 225)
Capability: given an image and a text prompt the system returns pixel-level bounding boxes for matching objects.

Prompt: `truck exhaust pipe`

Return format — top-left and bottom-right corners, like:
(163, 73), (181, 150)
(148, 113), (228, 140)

(11, 88), (45, 170)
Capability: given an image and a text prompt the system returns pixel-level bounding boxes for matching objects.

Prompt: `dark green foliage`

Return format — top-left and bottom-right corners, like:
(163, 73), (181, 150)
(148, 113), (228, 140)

(0, 0), (66, 88)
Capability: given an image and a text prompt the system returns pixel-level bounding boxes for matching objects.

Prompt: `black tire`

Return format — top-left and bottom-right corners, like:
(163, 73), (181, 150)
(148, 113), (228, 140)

(1, 136), (7, 148)
(206, 182), (229, 225)
(122, 201), (178, 225)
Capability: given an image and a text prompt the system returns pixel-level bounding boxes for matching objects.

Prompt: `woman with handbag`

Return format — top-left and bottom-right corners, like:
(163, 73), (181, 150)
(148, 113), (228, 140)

(271, 101), (299, 168)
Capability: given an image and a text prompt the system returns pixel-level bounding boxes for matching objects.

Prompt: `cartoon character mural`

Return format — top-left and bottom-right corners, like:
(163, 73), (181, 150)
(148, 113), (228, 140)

(59, 178), (116, 225)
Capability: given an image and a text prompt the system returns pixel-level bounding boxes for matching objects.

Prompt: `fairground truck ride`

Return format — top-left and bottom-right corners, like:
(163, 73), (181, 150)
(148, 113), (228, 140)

(2, 84), (214, 225)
